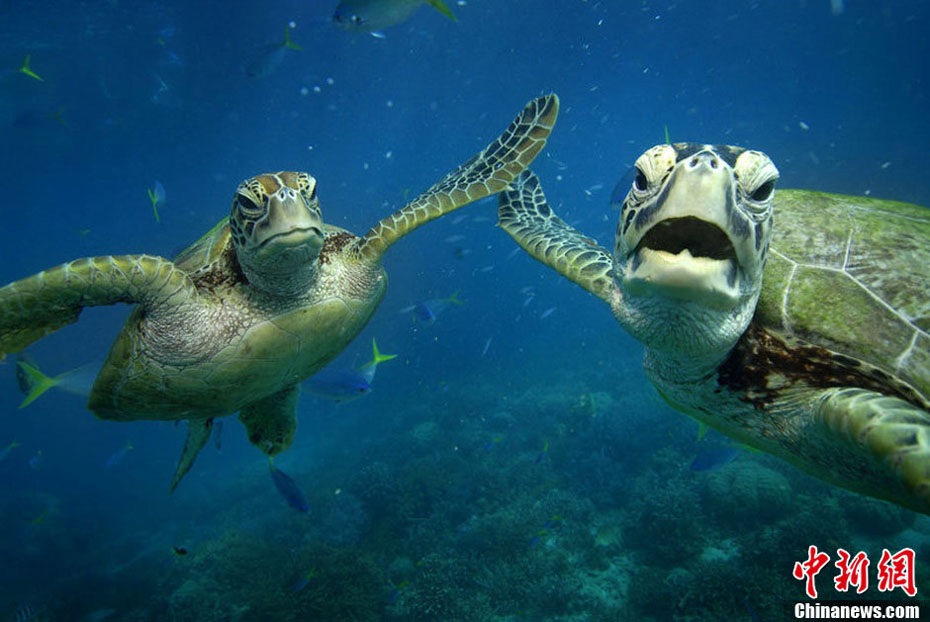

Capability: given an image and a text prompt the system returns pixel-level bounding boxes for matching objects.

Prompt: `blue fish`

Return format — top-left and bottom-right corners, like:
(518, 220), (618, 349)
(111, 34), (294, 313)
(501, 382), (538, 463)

(333, 0), (457, 34)
(291, 567), (317, 592)
(105, 441), (133, 468)
(357, 338), (397, 384)
(213, 420), (223, 452)
(269, 461), (310, 514)
(147, 181), (166, 223)
(15, 356), (100, 407)
(743, 594), (761, 622)
(542, 515), (563, 529)
(28, 450), (43, 470)
(535, 439), (549, 464)
(303, 369), (371, 402)
(483, 434), (503, 451)
(609, 166), (637, 209)
(304, 339), (396, 402)
(387, 579), (409, 603)
(1, 55), (43, 81)
(14, 605), (33, 622)
(245, 26), (301, 79)
(0, 441), (22, 461)
(528, 529), (547, 548)
(689, 446), (742, 471)
(401, 291), (463, 325)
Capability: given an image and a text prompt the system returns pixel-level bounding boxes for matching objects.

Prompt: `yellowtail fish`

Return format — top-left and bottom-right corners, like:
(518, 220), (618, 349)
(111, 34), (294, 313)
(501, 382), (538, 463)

(105, 441), (134, 468)
(0, 441), (21, 461)
(244, 26), (301, 79)
(269, 459), (310, 514)
(400, 291), (463, 325)
(15, 357), (100, 407)
(357, 338), (397, 384)
(304, 339), (396, 402)
(147, 181), (166, 223)
(333, 0), (457, 34)
(18, 54), (43, 81)
(29, 509), (49, 526)
(28, 450), (43, 470)
(535, 439), (549, 464)
(291, 567), (317, 592)
(388, 579), (408, 603)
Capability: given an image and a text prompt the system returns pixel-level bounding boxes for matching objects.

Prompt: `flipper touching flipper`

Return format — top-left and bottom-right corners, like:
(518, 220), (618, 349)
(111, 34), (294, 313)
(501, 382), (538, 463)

(498, 170), (615, 303)
(354, 94), (559, 264)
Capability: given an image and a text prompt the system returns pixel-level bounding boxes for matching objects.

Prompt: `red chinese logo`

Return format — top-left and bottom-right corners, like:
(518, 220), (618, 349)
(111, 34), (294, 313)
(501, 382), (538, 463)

(794, 546), (916, 599)
(834, 549), (870, 594)
(876, 548), (916, 597)
(793, 545), (830, 599)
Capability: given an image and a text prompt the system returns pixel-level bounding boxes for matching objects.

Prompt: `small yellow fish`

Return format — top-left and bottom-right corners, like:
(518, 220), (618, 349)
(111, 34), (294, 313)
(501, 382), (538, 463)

(147, 181), (166, 223)
(333, 0), (457, 34)
(19, 54), (43, 81)
(30, 508), (49, 526)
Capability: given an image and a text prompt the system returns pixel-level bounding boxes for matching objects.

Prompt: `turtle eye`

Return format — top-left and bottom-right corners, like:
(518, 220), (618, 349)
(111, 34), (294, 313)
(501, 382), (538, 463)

(236, 194), (264, 216)
(633, 167), (648, 192)
(750, 179), (776, 202)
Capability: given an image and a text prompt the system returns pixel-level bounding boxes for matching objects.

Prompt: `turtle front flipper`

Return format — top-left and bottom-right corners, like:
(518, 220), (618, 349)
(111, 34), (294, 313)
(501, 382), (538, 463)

(354, 94), (559, 264)
(238, 385), (299, 456)
(170, 418), (214, 493)
(0, 255), (199, 358)
(808, 387), (930, 514)
(499, 170), (614, 303)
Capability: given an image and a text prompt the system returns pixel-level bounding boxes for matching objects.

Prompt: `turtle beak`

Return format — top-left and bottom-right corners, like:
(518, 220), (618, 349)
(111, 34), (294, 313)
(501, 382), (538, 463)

(620, 151), (755, 310)
(252, 186), (324, 260)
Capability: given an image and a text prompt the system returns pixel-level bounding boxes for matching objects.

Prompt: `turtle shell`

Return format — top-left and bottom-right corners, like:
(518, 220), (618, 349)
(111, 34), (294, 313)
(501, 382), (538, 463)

(173, 217), (234, 272)
(754, 189), (930, 401)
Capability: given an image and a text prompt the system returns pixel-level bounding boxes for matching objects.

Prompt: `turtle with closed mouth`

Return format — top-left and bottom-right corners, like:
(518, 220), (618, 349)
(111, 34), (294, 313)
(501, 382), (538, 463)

(498, 142), (930, 515)
(0, 94), (559, 491)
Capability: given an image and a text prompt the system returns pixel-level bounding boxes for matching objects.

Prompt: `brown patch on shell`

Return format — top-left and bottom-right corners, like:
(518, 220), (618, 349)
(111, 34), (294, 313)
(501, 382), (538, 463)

(717, 322), (926, 410)
(320, 232), (357, 264)
(191, 243), (248, 291)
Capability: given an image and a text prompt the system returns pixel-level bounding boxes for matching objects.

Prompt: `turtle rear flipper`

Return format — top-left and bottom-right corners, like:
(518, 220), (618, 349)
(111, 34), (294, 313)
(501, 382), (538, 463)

(499, 170), (614, 303)
(354, 94), (559, 264)
(238, 385), (299, 456)
(0, 255), (198, 358)
(170, 418), (214, 493)
(810, 387), (930, 514)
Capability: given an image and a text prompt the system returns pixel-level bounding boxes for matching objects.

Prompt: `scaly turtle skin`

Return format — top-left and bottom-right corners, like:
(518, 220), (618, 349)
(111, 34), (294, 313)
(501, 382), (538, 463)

(0, 94), (559, 492)
(498, 143), (930, 515)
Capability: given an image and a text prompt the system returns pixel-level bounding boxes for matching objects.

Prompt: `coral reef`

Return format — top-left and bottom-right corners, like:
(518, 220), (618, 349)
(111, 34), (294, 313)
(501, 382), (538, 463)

(700, 461), (793, 528)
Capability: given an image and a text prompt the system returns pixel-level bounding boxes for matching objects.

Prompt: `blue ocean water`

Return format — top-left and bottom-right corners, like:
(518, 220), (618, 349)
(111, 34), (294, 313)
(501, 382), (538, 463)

(0, 1), (928, 620)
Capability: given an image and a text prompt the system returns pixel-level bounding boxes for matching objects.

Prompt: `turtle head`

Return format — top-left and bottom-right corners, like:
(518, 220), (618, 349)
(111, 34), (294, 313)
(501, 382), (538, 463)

(230, 171), (325, 296)
(611, 143), (779, 360)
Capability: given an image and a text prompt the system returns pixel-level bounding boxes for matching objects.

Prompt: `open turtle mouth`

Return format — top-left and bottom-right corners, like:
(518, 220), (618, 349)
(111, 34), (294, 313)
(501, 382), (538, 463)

(635, 217), (735, 261)
(625, 216), (741, 309)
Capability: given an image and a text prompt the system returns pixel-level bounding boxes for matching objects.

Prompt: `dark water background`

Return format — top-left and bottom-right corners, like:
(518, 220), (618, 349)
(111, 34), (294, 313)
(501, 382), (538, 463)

(0, 1), (928, 620)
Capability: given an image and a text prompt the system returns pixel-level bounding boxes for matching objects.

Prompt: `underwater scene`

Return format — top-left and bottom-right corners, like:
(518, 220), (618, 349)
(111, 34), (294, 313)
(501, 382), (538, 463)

(1, 1), (929, 620)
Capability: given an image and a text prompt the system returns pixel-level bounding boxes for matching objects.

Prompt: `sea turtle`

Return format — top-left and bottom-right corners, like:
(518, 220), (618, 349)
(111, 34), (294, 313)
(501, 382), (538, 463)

(497, 143), (930, 515)
(0, 94), (559, 491)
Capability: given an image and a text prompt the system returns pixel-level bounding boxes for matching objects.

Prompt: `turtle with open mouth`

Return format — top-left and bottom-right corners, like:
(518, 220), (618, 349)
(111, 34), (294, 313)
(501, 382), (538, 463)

(498, 142), (930, 514)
